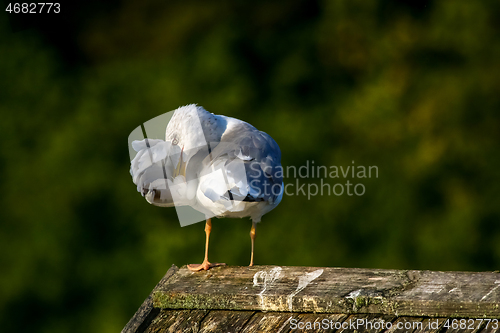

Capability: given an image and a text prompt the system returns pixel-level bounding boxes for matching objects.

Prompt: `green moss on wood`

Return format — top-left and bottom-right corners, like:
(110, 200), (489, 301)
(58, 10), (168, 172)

(153, 291), (241, 310)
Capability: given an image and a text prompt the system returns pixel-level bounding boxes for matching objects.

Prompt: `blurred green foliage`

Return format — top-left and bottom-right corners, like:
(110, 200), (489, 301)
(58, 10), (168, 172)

(1, 0), (500, 332)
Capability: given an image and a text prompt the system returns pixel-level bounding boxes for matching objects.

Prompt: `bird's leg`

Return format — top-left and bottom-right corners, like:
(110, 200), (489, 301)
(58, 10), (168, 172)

(187, 218), (225, 271)
(249, 221), (256, 266)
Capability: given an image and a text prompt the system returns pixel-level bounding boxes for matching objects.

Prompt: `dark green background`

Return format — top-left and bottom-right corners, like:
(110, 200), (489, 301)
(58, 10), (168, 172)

(2, 1), (500, 332)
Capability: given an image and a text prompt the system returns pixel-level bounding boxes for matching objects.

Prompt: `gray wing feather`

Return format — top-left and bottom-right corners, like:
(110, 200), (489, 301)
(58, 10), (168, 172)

(201, 123), (283, 203)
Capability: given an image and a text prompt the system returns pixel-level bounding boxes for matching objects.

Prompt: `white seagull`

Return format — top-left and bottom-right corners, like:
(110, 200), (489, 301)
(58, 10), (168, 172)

(130, 104), (283, 271)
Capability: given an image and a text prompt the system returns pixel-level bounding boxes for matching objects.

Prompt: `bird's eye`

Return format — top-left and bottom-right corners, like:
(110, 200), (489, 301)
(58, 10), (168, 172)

(172, 137), (179, 145)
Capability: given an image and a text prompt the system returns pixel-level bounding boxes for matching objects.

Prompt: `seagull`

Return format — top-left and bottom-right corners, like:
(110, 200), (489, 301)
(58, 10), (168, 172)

(130, 104), (283, 271)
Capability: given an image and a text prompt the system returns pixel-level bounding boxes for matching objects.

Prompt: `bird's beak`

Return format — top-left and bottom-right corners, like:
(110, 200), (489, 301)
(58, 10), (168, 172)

(173, 147), (187, 178)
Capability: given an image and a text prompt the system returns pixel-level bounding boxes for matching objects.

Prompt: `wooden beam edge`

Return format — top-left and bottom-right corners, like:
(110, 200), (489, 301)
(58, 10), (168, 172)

(151, 265), (500, 319)
(152, 291), (500, 318)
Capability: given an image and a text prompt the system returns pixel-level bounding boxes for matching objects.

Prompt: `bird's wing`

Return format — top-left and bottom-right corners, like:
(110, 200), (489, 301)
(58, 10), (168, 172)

(199, 122), (283, 205)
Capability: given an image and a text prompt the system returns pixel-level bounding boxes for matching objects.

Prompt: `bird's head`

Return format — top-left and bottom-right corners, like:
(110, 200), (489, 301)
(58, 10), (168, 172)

(165, 104), (220, 180)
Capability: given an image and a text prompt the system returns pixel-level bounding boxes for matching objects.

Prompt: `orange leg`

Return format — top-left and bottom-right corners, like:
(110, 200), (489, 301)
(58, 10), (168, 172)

(249, 221), (256, 266)
(187, 219), (225, 271)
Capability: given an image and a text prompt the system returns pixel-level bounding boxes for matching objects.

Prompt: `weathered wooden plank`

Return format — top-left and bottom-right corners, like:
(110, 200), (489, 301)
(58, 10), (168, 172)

(389, 270), (500, 318)
(172, 310), (209, 333)
(145, 309), (191, 333)
(145, 309), (209, 333)
(197, 310), (254, 332)
(152, 265), (500, 318)
(179, 310), (210, 332)
(122, 265), (179, 333)
(239, 311), (300, 333)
